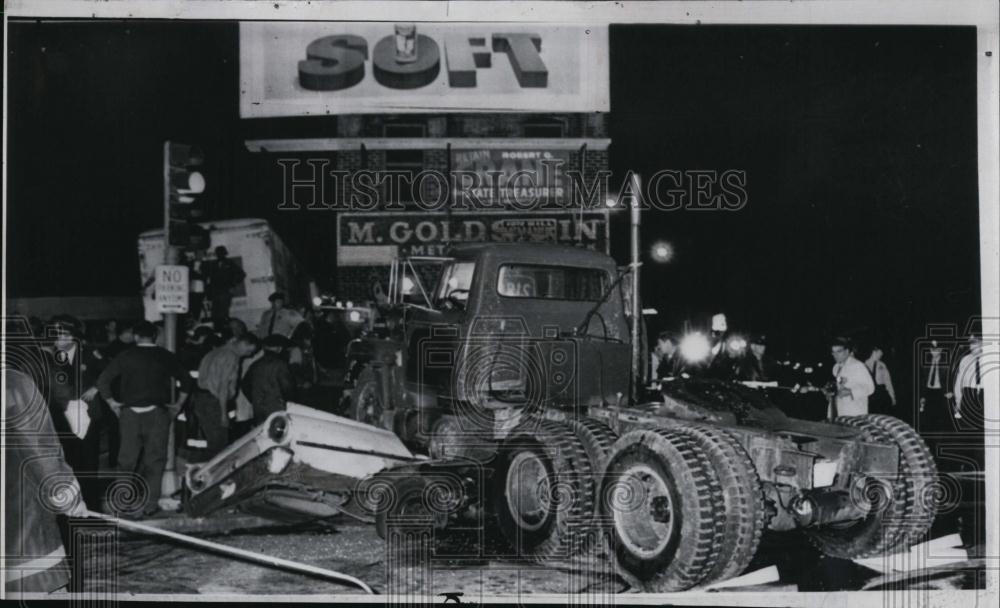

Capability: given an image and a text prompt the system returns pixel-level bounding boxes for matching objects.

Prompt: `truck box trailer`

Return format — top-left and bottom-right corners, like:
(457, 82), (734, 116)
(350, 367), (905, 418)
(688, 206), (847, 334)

(138, 218), (310, 328)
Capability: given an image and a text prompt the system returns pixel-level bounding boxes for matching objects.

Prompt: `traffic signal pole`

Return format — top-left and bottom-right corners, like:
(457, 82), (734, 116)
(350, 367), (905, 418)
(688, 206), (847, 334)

(163, 140), (181, 353)
(162, 141), (181, 500)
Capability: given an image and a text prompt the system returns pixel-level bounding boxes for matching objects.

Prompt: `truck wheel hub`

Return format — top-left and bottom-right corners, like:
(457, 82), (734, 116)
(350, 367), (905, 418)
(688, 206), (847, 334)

(614, 463), (674, 559)
(505, 451), (551, 532)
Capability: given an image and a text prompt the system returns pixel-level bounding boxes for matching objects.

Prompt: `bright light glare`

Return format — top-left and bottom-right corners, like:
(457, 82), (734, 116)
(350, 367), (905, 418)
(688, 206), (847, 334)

(727, 337), (747, 352)
(312, 296), (323, 307)
(679, 332), (712, 363)
(348, 310), (362, 323)
(401, 277), (414, 294)
(650, 241), (674, 263)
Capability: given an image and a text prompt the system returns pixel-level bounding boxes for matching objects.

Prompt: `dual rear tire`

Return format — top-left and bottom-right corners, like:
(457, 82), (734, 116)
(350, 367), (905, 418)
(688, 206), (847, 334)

(806, 414), (939, 558)
(492, 419), (604, 560)
(490, 418), (765, 591)
(598, 425), (765, 591)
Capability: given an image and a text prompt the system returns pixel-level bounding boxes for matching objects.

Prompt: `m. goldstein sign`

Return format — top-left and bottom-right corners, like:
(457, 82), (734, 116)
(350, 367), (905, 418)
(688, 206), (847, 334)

(337, 211), (608, 264)
(240, 22), (609, 117)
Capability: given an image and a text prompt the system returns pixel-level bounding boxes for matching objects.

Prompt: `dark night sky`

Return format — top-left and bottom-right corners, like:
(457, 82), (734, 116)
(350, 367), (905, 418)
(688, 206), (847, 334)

(6, 20), (982, 366)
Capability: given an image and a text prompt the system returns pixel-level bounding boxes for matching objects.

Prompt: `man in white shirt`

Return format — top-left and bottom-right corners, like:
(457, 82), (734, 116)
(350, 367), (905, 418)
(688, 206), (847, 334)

(256, 292), (304, 339)
(829, 337), (875, 418)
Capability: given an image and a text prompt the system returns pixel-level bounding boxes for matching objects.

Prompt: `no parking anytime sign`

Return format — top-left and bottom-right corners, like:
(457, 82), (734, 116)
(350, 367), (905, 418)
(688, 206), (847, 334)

(155, 264), (189, 313)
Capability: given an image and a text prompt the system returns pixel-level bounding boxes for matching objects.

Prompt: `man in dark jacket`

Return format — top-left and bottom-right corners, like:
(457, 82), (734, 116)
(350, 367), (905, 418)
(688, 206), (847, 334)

(740, 334), (779, 382)
(94, 320), (135, 467)
(5, 369), (89, 593)
(650, 331), (681, 380)
(45, 315), (105, 509)
(96, 321), (193, 517)
(242, 334), (295, 424)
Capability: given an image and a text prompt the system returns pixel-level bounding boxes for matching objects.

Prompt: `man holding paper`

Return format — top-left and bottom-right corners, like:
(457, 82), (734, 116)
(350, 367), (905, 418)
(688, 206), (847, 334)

(45, 315), (104, 510)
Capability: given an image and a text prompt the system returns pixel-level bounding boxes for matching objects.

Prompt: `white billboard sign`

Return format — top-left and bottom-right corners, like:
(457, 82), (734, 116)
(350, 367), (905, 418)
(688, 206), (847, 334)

(239, 21), (609, 117)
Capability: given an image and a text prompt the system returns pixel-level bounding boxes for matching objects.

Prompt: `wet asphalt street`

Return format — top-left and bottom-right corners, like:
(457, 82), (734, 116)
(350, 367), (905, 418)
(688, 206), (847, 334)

(74, 497), (982, 597)
(77, 518), (627, 597)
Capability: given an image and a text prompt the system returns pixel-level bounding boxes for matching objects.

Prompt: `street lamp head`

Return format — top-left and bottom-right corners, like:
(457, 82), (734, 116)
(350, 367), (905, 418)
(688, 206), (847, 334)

(650, 241), (673, 263)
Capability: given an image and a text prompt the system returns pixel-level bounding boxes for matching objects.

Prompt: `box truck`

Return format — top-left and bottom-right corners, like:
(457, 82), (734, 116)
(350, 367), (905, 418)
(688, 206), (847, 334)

(138, 218), (310, 328)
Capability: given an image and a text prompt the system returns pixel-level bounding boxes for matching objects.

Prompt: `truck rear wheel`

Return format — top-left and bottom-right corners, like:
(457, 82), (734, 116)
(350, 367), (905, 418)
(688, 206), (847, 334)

(351, 367), (386, 430)
(599, 429), (726, 591)
(807, 414), (939, 559)
(674, 424), (765, 585)
(565, 418), (618, 474)
(493, 419), (595, 560)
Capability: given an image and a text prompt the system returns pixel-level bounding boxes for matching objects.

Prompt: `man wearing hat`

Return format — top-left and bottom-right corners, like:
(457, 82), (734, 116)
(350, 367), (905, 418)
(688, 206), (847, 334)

(256, 292), (304, 339)
(241, 334), (295, 425)
(206, 246), (246, 328)
(44, 315), (105, 509)
(741, 333), (778, 382)
(708, 313), (728, 363)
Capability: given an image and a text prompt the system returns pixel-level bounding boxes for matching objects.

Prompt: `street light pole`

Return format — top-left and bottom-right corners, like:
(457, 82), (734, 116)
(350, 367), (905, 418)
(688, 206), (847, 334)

(630, 172), (642, 405)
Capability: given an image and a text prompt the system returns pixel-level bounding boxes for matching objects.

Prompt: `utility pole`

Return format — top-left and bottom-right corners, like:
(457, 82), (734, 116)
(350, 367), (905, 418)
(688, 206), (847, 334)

(630, 172), (642, 405)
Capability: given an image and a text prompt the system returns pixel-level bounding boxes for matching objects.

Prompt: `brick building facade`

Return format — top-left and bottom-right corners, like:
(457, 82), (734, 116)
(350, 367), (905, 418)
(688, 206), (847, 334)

(248, 112), (611, 300)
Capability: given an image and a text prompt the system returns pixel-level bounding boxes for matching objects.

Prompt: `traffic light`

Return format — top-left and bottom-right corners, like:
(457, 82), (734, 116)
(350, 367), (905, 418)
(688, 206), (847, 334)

(164, 141), (207, 248)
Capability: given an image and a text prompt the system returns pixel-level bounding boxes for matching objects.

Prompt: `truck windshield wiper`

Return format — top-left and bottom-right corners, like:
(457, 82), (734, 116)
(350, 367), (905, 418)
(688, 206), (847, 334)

(573, 267), (631, 338)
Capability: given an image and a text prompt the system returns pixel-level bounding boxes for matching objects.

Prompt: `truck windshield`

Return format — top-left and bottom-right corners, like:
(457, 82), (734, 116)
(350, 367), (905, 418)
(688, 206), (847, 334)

(497, 264), (608, 301)
(435, 261), (476, 305)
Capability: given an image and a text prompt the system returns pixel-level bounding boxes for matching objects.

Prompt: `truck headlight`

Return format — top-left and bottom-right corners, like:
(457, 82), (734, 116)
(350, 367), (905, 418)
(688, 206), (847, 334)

(268, 414), (289, 443)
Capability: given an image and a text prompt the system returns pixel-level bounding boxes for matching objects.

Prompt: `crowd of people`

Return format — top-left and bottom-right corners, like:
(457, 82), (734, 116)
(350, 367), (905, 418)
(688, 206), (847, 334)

(649, 313), (988, 549)
(649, 313), (985, 430)
(7, 291), (357, 519)
(5, 290), (367, 592)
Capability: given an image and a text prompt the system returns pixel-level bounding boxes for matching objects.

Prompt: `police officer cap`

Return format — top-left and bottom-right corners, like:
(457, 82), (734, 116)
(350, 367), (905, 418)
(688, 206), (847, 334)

(750, 333), (767, 345)
(49, 314), (83, 338)
(268, 292), (286, 303)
